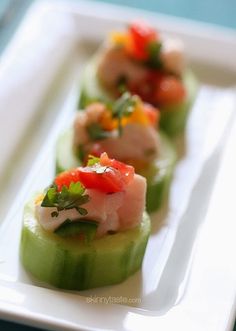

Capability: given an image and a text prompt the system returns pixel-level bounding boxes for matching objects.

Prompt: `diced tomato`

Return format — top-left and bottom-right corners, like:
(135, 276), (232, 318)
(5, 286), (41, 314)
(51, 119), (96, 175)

(54, 169), (80, 191)
(127, 21), (158, 61)
(82, 143), (105, 166)
(78, 166), (125, 193)
(78, 153), (134, 193)
(154, 76), (186, 105)
(100, 152), (134, 184)
(128, 71), (163, 105)
(55, 154), (134, 194)
(143, 103), (159, 126)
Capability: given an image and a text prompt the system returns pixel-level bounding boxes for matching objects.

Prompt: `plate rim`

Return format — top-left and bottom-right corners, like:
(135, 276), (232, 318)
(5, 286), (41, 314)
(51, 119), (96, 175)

(0, 1), (236, 330)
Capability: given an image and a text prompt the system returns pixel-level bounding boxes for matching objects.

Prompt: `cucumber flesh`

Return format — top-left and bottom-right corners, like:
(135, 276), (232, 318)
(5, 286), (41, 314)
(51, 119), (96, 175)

(56, 129), (176, 213)
(20, 200), (150, 290)
(78, 53), (198, 136)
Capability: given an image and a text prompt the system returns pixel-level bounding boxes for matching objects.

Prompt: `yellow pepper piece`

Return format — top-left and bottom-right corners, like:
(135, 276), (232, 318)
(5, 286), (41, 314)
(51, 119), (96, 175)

(110, 31), (129, 46)
(123, 103), (149, 126)
(99, 100), (150, 132)
(100, 110), (118, 131)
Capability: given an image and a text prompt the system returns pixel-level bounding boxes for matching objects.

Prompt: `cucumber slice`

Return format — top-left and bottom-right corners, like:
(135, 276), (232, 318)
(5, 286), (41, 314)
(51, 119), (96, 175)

(159, 70), (198, 136)
(55, 129), (176, 213)
(78, 53), (198, 136)
(139, 133), (176, 212)
(78, 54), (113, 109)
(20, 200), (151, 290)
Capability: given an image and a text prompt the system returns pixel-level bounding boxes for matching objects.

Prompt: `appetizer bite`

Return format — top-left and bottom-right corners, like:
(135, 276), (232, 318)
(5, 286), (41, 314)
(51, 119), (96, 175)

(79, 21), (198, 136)
(57, 92), (176, 212)
(20, 153), (150, 290)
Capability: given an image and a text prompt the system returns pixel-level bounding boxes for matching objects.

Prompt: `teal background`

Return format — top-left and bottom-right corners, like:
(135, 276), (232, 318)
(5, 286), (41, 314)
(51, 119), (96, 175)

(95, 0), (236, 28)
(0, 0), (235, 330)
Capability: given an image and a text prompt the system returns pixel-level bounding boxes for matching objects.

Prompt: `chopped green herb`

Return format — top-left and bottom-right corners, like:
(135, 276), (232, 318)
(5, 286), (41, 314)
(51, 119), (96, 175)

(54, 218), (98, 242)
(112, 92), (137, 135)
(77, 144), (86, 163)
(146, 41), (163, 69)
(86, 93), (138, 140)
(87, 155), (100, 166)
(117, 75), (128, 94)
(87, 123), (112, 141)
(86, 156), (110, 174)
(41, 182), (90, 217)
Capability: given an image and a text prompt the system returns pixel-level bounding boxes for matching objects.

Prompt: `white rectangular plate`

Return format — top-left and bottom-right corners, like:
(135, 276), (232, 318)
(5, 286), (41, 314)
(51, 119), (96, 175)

(0, 1), (236, 330)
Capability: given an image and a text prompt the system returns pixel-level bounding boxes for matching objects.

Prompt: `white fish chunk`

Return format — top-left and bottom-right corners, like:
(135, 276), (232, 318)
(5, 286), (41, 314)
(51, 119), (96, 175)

(36, 175), (146, 237)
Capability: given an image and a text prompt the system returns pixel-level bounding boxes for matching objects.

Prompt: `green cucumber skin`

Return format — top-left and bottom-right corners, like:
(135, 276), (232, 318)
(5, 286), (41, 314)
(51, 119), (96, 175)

(159, 70), (198, 136)
(139, 133), (176, 212)
(78, 55), (198, 136)
(56, 129), (176, 213)
(56, 130), (79, 174)
(20, 201), (150, 290)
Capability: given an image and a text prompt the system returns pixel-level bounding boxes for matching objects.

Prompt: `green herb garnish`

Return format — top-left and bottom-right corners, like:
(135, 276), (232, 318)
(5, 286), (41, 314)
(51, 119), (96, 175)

(41, 182), (90, 217)
(76, 144), (86, 163)
(54, 218), (98, 242)
(87, 123), (112, 141)
(117, 75), (128, 94)
(111, 92), (137, 135)
(86, 92), (137, 140)
(87, 155), (100, 166)
(86, 155), (109, 174)
(146, 41), (163, 69)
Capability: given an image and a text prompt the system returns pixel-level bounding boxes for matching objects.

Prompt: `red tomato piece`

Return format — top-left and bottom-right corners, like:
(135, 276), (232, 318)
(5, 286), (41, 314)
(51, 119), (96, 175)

(78, 153), (134, 193)
(100, 152), (134, 184)
(128, 71), (163, 105)
(128, 21), (158, 61)
(78, 166), (124, 193)
(155, 76), (186, 105)
(55, 154), (134, 194)
(54, 169), (80, 192)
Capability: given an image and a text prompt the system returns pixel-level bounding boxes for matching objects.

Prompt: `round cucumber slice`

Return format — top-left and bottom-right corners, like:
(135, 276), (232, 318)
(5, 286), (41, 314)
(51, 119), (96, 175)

(159, 70), (198, 136)
(20, 201), (150, 290)
(78, 53), (198, 136)
(56, 129), (176, 213)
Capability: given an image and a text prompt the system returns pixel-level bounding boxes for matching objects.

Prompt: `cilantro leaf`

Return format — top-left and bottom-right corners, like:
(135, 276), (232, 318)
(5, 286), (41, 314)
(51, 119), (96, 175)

(41, 186), (57, 206)
(54, 218), (98, 242)
(76, 144), (86, 163)
(87, 155), (100, 166)
(86, 93), (137, 140)
(87, 123), (112, 141)
(41, 182), (90, 217)
(146, 41), (163, 69)
(117, 75), (128, 94)
(111, 92), (136, 135)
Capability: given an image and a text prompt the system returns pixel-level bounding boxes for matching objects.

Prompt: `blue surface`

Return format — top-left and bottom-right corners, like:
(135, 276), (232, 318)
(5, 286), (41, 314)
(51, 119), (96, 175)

(0, 0), (235, 330)
(96, 0), (236, 29)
